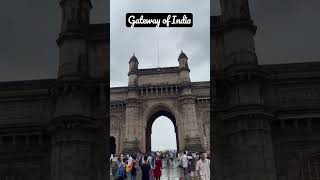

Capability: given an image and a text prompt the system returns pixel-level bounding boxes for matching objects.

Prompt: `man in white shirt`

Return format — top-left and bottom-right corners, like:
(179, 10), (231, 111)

(181, 151), (189, 178)
(128, 155), (133, 165)
(196, 152), (210, 180)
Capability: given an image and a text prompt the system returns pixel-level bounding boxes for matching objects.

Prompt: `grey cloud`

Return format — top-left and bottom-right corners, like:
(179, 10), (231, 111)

(110, 0), (210, 87)
(0, 0), (319, 82)
(0, 0), (107, 82)
(213, 0), (320, 65)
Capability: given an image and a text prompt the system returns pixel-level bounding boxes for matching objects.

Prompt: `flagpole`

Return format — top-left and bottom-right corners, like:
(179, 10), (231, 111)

(157, 40), (160, 68)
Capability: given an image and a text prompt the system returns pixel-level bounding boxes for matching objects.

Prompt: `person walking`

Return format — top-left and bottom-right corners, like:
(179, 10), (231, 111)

(181, 151), (189, 178)
(149, 153), (155, 180)
(189, 153), (197, 180)
(129, 155), (138, 180)
(196, 152), (210, 180)
(114, 157), (126, 180)
(124, 158), (129, 179)
(153, 155), (162, 180)
(141, 155), (151, 180)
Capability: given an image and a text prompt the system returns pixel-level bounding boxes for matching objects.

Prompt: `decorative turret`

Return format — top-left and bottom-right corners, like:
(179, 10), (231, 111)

(128, 53), (139, 86)
(60, 0), (92, 33)
(178, 50), (189, 69)
(220, 0), (251, 22)
(57, 0), (92, 80)
(129, 53), (139, 72)
(178, 50), (191, 83)
(214, 0), (258, 71)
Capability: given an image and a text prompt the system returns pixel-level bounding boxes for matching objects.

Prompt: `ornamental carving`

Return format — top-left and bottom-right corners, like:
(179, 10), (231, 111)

(110, 116), (120, 130)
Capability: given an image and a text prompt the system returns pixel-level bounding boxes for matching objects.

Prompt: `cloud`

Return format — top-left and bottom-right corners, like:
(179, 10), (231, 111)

(212, 0), (320, 65)
(110, 0), (210, 87)
(0, 0), (108, 82)
(1, 0), (319, 82)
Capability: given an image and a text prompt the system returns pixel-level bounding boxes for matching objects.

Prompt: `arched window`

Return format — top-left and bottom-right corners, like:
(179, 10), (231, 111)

(110, 136), (116, 155)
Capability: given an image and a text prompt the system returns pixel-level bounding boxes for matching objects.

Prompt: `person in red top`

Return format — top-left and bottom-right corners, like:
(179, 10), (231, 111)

(153, 155), (162, 180)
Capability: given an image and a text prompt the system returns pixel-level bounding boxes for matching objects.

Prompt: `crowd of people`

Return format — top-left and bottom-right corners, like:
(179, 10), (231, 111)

(110, 150), (210, 180)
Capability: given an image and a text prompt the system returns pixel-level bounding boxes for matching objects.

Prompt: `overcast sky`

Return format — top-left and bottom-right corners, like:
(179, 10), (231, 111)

(0, 1), (319, 82)
(110, 0), (210, 150)
(151, 116), (177, 151)
(110, 0), (210, 87)
(213, 0), (320, 64)
(0, 0), (107, 81)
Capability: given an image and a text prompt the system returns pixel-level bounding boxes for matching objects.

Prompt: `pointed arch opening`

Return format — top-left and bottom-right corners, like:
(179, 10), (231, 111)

(146, 106), (179, 152)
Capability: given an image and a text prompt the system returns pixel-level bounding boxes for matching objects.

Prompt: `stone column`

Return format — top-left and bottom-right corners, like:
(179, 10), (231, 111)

(223, 111), (276, 180)
(49, 83), (106, 180)
(122, 89), (142, 153)
(179, 84), (203, 152)
(212, 1), (277, 179)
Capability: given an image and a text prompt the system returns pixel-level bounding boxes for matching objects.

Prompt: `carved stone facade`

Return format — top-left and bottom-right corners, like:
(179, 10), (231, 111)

(110, 52), (210, 154)
(0, 0), (319, 179)
(213, 1), (320, 180)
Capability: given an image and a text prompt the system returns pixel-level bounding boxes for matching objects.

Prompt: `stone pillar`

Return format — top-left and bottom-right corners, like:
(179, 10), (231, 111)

(229, 113), (278, 179)
(215, 0), (258, 71)
(49, 83), (106, 180)
(122, 89), (142, 153)
(212, 1), (277, 179)
(179, 84), (203, 152)
(57, 0), (92, 80)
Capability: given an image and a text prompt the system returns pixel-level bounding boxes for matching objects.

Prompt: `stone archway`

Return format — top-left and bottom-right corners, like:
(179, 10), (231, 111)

(112, 60), (210, 154)
(145, 107), (179, 153)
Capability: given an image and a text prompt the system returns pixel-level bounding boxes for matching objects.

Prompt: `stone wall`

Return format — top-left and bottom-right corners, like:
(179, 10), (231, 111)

(138, 72), (180, 86)
(110, 81), (210, 153)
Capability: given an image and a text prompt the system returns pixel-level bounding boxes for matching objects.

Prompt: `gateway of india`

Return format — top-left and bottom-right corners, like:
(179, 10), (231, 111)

(110, 51), (210, 154)
(0, 0), (319, 180)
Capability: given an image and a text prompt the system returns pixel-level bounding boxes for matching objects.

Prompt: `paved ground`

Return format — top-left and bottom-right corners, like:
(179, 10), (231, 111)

(161, 159), (180, 180)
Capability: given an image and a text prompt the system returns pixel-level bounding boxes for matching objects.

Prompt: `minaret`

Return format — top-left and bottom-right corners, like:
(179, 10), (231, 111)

(49, 1), (106, 180)
(57, 0), (92, 79)
(212, 1), (277, 180)
(122, 54), (141, 153)
(128, 53), (139, 86)
(178, 50), (191, 83)
(215, 0), (258, 70)
(177, 50), (204, 151)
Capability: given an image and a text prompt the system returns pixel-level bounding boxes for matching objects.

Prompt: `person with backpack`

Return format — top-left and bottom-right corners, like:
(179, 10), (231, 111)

(188, 153), (197, 179)
(112, 157), (120, 177)
(129, 155), (138, 180)
(114, 157), (126, 180)
(124, 158), (129, 179)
